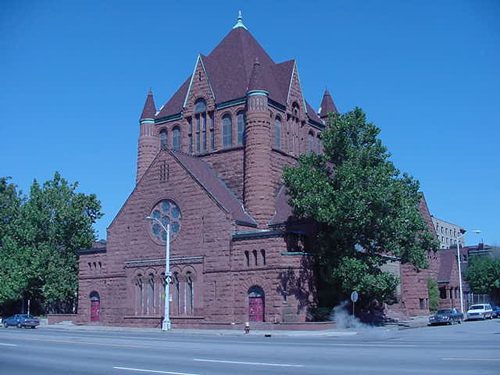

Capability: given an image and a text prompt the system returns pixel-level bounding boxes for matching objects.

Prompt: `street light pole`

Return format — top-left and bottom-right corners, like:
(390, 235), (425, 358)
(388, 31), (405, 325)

(146, 216), (172, 331)
(456, 231), (465, 314)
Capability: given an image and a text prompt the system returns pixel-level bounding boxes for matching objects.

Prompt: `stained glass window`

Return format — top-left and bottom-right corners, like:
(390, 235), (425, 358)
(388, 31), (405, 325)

(149, 200), (182, 241)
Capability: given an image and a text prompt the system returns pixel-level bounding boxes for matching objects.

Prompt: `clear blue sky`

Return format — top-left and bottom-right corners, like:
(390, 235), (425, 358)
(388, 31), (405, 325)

(1, 1), (499, 246)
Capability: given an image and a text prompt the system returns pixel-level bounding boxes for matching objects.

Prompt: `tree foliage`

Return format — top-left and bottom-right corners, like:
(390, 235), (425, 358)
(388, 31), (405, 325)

(0, 173), (102, 313)
(427, 278), (439, 311)
(465, 256), (500, 296)
(283, 108), (437, 307)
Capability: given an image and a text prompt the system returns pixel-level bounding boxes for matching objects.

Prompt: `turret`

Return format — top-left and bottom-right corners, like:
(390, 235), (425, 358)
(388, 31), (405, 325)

(136, 90), (157, 183)
(244, 58), (274, 227)
(318, 89), (338, 122)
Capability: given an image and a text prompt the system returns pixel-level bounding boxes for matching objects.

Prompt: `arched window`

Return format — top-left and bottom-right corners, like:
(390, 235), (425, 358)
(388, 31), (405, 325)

(244, 251), (249, 267)
(160, 129), (168, 150)
(186, 272), (194, 315)
(237, 112), (245, 145)
(135, 274), (143, 315)
(252, 250), (258, 266)
(194, 99), (207, 153)
(292, 102), (300, 117)
(173, 272), (180, 315)
(222, 114), (232, 148)
(261, 249), (266, 266)
(308, 131), (315, 153)
(274, 117), (282, 149)
(147, 273), (155, 315)
(172, 127), (181, 151)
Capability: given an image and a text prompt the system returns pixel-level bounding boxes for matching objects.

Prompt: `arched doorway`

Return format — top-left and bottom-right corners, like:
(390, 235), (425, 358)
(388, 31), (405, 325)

(89, 291), (100, 322)
(248, 286), (265, 322)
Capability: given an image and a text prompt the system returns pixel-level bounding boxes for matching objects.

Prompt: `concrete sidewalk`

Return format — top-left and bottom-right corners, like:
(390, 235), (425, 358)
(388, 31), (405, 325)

(41, 321), (358, 337)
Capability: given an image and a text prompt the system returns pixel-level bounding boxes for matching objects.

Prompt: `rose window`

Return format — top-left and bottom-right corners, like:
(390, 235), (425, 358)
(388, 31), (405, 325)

(149, 200), (181, 242)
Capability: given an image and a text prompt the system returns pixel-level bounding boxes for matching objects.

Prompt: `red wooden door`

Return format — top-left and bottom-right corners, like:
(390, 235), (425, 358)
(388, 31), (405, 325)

(249, 297), (264, 322)
(90, 300), (100, 322)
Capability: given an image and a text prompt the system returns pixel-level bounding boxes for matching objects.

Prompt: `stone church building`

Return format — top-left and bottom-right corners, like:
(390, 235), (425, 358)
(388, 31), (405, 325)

(76, 15), (437, 327)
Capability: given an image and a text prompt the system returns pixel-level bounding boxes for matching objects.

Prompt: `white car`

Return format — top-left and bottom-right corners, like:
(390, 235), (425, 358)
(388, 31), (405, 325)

(466, 304), (493, 320)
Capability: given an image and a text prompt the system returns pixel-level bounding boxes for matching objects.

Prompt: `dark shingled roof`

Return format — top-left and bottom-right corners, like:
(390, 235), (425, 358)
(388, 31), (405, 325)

(157, 77), (190, 119)
(156, 26), (322, 121)
(248, 57), (266, 92)
(269, 185), (293, 226)
(437, 249), (455, 283)
(419, 194), (437, 239)
(140, 90), (157, 120)
(318, 89), (338, 118)
(170, 150), (257, 226)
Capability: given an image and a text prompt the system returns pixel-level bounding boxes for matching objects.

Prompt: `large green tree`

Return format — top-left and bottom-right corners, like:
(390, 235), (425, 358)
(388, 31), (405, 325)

(283, 108), (437, 308)
(0, 173), (102, 313)
(465, 256), (500, 301)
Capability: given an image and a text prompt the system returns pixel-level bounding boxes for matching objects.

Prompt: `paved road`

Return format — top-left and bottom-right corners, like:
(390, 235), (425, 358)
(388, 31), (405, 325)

(1, 319), (499, 374)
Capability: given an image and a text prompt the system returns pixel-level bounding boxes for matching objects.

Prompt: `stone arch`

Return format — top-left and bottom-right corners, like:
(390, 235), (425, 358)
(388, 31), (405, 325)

(89, 291), (100, 322)
(247, 285), (265, 322)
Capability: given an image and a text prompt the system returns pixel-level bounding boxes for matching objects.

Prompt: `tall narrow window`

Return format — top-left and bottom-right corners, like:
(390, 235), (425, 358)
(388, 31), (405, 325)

(172, 127), (181, 151)
(210, 113), (215, 151)
(194, 99), (207, 154)
(274, 117), (282, 149)
(160, 129), (168, 150)
(261, 249), (266, 266)
(173, 272), (180, 315)
(253, 250), (258, 266)
(188, 118), (193, 153)
(186, 272), (194, 315)
(147, 274), (155, 315)
(237, 111), (245, 145)
(222, 114), (232, 148)
(245, 251), (250, 267)
(201, 113), (207, 152)
(135, 274), (143, 315)
(196, 115), (201, 153)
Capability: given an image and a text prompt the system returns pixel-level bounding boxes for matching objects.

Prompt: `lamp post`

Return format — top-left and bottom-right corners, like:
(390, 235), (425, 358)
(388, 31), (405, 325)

(146, 216), (171, 331)
(456, 229), (481, 314)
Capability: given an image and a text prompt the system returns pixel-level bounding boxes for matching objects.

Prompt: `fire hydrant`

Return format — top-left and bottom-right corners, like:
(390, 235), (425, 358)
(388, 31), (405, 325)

(244, 321), (250, 334)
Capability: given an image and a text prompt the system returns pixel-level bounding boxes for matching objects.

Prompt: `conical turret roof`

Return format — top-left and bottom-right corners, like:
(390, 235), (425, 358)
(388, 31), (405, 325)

(318, 89), (338, 118)
(140, 89), (156, 121)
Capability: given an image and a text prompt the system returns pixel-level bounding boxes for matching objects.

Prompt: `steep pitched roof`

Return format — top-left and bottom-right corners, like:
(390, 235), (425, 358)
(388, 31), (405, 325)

(318, 89), (338, 118)
(156, 25), (322, 119)
(140, 90), (157, 120)
(157, 77), (190, 118)
(419, 193), (437, 239)
(171, 151), (257, 226)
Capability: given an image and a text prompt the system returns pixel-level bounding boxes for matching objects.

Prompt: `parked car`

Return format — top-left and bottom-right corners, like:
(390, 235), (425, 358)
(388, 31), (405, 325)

(466, 304), (493, 320)
(429, 308), (464, 325)
(2, 314), (40, 328)
(491, 305), (500, 318)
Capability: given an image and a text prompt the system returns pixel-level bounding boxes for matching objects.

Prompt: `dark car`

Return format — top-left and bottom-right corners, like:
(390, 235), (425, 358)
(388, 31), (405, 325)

(491, 305), (500, 318)
(3, 314), (40, 329)
(429, 308), (464, 325)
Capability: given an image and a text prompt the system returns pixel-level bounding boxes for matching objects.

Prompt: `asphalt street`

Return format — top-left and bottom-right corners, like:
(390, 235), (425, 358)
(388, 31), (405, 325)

(1, 319), (499, 374)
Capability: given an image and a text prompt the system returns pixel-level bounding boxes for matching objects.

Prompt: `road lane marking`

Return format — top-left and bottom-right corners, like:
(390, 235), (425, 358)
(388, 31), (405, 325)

(193, 358), (304, 367)
(442, 358), (500, 362)
(113, 366), (199, 375)
(0, 343), (18, 347)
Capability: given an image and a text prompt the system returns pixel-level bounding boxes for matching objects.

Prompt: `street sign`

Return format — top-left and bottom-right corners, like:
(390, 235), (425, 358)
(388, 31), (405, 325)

(350, 291), (359, 303)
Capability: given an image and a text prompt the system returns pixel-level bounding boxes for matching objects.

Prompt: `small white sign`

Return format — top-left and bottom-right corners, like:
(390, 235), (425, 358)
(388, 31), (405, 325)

(351, 291), (359, 303)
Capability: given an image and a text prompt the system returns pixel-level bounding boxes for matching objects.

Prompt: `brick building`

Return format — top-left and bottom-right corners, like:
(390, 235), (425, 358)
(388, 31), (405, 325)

(76, 15), (438, 327)
(77, 15), (328, 327)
